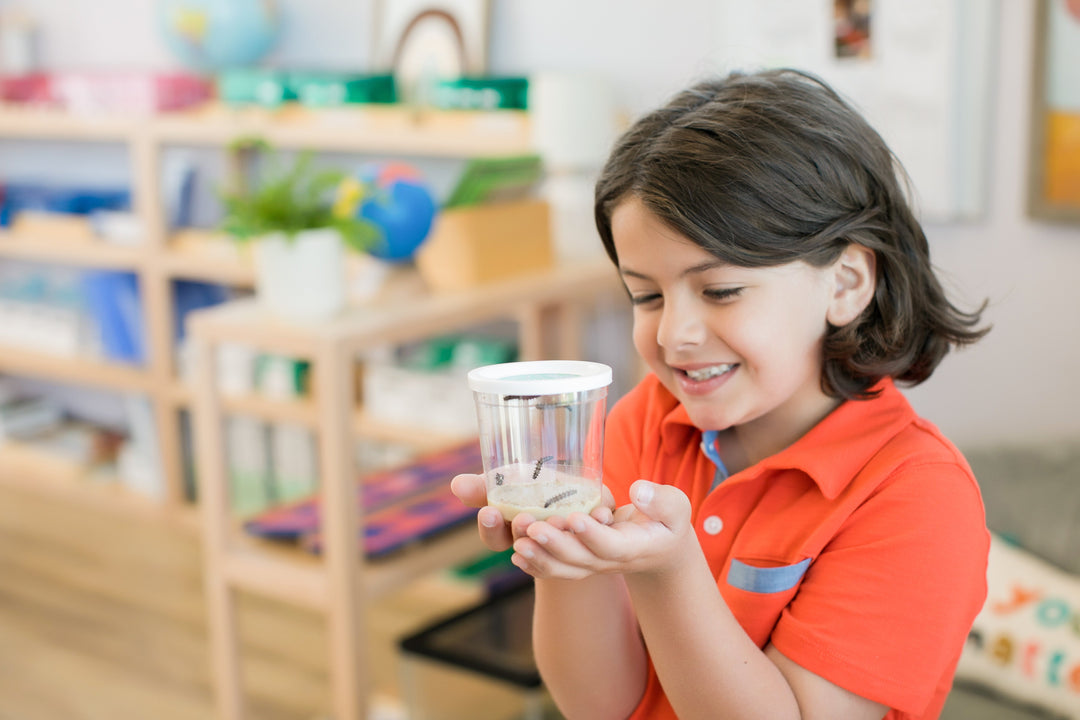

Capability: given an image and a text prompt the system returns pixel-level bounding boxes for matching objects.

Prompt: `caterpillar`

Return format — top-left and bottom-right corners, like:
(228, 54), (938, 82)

(543, 488), (578, 508)
(532, 455), (554, 479)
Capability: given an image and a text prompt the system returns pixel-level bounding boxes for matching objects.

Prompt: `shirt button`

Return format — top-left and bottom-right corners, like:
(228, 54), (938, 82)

(703, 515), (723, 535)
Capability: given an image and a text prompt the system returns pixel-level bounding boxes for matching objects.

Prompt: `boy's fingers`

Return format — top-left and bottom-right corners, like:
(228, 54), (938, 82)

(601, 484), (616, 508)
(590, 504), (614, 525)
(561, 512), (630, 561)
(629, 480), (691, 531)
(524, 516), (612, 570)
(450, 473), (487, 507)
(476, 506), (513, 551)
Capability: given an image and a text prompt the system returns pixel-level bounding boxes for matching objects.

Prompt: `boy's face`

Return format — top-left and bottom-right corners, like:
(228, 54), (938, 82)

(611, 197), (842, 452)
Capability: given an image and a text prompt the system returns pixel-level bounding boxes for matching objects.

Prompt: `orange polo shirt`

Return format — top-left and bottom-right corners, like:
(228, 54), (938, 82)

(604, 375), (989, 720)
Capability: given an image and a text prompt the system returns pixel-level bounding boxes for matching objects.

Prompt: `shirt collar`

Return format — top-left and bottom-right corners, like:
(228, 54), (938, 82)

(659, 378), (916, 499)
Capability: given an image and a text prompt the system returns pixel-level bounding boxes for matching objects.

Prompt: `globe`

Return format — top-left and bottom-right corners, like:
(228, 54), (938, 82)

(159, 0), (280, 71)
(336, 162), (438, 263)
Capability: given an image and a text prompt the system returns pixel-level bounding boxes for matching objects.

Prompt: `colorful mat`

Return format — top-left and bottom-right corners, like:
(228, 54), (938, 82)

(244, 440), (482, 558)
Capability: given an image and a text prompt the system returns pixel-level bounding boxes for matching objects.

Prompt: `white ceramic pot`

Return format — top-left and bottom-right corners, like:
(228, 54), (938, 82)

(254, 228), (346, 322)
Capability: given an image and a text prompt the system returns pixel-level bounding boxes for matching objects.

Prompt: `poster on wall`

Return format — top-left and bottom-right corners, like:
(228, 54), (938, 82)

(712, 0), (998, 223)
(1029, 0), (1080, 222)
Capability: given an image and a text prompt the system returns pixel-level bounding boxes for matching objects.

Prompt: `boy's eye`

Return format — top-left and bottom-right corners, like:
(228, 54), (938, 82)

(628, 292), (661, 306)
(705, 287), (743, 301)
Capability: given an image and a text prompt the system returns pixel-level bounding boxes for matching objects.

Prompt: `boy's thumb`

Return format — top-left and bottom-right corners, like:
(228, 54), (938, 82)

(630, 480), (688, 529)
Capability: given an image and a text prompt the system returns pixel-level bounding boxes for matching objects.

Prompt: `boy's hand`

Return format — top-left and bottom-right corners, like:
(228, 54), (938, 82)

(450, 473), (515, 551)
(511, 480), (694, 580)
(450, 473), (618, 554)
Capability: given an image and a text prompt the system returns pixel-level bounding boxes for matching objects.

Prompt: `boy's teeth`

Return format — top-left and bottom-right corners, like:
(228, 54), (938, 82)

(685, 364), (733, 381)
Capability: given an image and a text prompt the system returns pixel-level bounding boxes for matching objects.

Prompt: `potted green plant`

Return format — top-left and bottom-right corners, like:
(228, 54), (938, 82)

(219, 138), (380, 321)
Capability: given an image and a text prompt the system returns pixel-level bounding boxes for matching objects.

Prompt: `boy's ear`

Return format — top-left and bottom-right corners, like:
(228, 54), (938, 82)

(826, 243), (876, 327)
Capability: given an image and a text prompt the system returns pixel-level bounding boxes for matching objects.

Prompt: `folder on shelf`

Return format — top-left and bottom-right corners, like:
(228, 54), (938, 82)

(80, 270), (145, 364)
(244, 440), (482, 558)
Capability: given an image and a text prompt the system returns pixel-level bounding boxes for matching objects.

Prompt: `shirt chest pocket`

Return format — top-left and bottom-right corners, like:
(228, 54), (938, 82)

(721, 557), (811, 648)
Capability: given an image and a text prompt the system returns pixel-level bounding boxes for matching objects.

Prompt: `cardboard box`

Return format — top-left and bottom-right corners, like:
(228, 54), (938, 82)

(416, 199), (553, 292)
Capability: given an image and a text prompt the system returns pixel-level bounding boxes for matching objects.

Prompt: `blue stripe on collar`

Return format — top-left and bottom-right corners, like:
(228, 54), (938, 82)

(701, 430), (730, 491)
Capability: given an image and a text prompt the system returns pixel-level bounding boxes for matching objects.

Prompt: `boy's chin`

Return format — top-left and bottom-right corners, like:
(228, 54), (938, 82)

(682, 402), (737, 433)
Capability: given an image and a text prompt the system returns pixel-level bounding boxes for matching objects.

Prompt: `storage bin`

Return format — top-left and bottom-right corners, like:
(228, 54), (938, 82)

(416, 199), (553, 292)
(398, 581), (558, 720)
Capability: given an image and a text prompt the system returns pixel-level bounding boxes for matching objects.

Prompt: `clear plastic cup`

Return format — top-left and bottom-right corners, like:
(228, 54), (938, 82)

(467, 360), (612, 521)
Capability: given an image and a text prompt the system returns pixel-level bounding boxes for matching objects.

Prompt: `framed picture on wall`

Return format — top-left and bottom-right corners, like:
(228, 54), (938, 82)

(371, 0), (491, 104)
(1029, 0), (1080, 222)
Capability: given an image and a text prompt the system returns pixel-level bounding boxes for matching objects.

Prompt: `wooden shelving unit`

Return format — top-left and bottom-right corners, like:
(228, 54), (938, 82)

(0, 101), (534, 515)
(0, 100), (626, 720)
(189, 258), (622, 720)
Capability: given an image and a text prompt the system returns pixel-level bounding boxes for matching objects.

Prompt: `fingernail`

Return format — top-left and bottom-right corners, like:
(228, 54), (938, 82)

(518, 546), (534, 559)
(533, 532), (548, 545)
(570, 518), (586, 533)
(480, 511), (498, 528)
(635, 482), (653, 506)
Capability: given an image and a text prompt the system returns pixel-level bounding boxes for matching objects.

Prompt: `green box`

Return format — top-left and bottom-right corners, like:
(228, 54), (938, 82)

(287, 72), (397, 107)
(217, 69), (295, 107)
(432, 77), (529, 111)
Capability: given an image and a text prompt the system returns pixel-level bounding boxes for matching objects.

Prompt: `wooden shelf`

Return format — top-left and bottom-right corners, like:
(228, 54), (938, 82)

(189, 260), (619, 351)
(0, 440), (198, 532)
(0, 105), (139, 140)
(160, 229), (256, 286)
(222, 525), (486, 611)
(360, 523), (488, 599)
(0, 345), (153, 392)
(0, 229), (145, 270)
(352, 411), (474, 451)
(222, 533), (329, 610)
(170, 384), (317, 425)
(0, 103), (533, 156)
(152, 103), (532, 156)
(222, 393), (318, 427)
(171, 384), (472, 450)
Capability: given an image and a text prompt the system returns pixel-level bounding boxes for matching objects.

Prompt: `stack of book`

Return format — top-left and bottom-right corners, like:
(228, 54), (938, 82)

(0, 382), (63, 442)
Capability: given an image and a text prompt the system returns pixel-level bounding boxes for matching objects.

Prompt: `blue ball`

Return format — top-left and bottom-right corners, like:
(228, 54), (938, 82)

(159, 0), (280, 71)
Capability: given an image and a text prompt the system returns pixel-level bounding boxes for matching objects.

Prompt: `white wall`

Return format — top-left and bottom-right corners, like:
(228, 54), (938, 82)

(14, 0), (1080, 446)
(901, 0), (1080, 447)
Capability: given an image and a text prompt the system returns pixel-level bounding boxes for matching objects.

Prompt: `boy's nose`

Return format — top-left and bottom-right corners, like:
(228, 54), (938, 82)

(657, 297), (706, 350)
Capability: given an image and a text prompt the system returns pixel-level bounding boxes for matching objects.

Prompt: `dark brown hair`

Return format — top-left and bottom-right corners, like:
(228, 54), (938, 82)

(595, 68), (988, 399)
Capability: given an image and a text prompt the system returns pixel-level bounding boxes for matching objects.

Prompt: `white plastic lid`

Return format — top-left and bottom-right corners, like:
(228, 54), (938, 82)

(467, 360), (612, 395)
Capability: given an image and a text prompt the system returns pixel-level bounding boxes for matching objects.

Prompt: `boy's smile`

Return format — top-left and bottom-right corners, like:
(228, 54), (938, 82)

(671, 361), (738, 395)
(611, 197), (846, 461)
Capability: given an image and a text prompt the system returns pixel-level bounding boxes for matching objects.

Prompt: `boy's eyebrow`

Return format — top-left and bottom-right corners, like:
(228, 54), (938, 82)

(619, 259), (727, 281)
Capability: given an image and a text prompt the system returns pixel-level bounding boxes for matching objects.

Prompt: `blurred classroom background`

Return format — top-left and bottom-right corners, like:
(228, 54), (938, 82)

(0, 1), (1077, 720)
